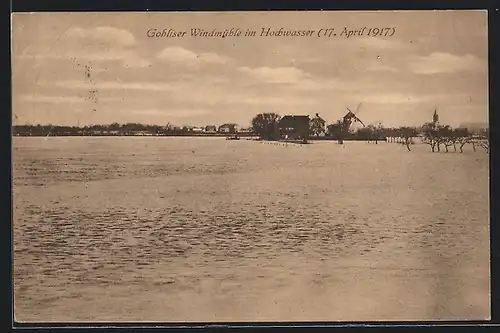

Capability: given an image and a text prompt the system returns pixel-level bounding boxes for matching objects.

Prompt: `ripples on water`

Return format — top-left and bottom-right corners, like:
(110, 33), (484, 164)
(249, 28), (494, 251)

(12, 137), (490, 321)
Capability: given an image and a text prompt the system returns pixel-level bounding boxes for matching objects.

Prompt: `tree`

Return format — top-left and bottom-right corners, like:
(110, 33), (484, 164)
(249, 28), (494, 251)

(356, 126), (374, 141)
(384, 127), (397, 142)
(326, 121), (343, 139)
(438, 125), (455, 153)
(372, 122), (385, 144)
(421, 122), (439, 152)
(399, 126), (418, 151)
(477, 128), (489, 153)
(109, 122), (121, 131)
(251, 113), (281, 140)
(453, 128), (471, 153)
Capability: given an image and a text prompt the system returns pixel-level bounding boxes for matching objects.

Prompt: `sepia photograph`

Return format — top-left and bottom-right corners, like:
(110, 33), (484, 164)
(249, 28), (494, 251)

(11, 10), (490, 323)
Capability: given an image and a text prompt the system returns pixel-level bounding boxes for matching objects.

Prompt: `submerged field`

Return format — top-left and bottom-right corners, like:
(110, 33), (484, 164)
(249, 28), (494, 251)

(12, 137), (490, 322)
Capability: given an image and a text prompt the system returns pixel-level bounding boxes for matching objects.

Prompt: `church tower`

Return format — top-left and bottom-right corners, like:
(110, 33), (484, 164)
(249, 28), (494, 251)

(432, 109), (439, 125)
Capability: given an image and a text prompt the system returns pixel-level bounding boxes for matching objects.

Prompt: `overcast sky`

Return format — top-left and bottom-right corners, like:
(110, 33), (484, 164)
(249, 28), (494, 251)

(12, 11), (488, 128)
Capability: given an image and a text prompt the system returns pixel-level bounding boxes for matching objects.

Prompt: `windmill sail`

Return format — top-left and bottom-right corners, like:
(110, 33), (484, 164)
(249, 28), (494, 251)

(352, 114), (365, 127)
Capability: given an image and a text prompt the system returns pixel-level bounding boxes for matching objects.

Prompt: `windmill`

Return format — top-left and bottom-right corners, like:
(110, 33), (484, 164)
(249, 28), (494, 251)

(343, 102), (365, 131)
(329, 103), (366, 144)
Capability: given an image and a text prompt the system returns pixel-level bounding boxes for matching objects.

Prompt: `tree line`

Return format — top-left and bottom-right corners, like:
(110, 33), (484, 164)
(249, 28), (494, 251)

(250, 112), (489, 153)
(419, 122), (489, 153)
(12, 123), (245, 137)
(13, 116), (489, 154)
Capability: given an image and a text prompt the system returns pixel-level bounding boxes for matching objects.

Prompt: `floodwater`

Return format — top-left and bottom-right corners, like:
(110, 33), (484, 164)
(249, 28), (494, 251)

(12, 137), (490, 322)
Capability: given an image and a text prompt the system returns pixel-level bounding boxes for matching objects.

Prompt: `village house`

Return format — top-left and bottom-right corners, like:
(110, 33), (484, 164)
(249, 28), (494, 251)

(278, 115), (310, 143)
(130, 131), (153, 136)
(204, 125), (217, 133)
(218, 123), (238, 134)
(238, 127), (253, 134)
(311, 113), (327, 137)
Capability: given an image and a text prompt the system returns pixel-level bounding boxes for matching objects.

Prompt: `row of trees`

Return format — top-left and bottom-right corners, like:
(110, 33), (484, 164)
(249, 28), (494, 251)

(12, 123), (246, 137)
(13, 123), (178, 136)
(250, 112), (406, 142)
(371, 123), (488, 153)
(419, 123), (489, 153)
(15, 115), (489, 154)
(250, 113), (420, 144)
(249, 112), (489, 153)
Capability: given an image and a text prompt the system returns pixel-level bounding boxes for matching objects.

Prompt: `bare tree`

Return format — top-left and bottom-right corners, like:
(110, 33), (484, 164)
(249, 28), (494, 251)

(375, 122), (385, 144)
(399, 126), (418, 151)
(421, 122), (439, 152)
(476, 128), (489, 153)
(453, 128), (471, 153)
(451, 130), (458, 152)
(439, 125), (455, 153)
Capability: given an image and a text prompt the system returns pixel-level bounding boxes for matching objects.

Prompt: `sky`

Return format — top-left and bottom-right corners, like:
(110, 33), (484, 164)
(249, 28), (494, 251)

(11, 11), (488, 128)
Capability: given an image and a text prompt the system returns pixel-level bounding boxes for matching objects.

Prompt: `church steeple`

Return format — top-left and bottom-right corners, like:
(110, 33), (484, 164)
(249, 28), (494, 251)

(433, 109), (439, 124)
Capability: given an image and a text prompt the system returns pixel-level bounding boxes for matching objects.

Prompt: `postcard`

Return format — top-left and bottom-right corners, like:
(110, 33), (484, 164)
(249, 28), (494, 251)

(11, 10), (490, 323)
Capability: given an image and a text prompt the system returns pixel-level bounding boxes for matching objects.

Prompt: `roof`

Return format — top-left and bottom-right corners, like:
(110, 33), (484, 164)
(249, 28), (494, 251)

(313, 113), (326, 123)
(279, 115), (310, 128)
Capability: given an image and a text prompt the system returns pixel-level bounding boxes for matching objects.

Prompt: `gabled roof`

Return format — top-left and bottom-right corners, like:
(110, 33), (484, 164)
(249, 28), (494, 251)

(279, 115), (310, 128)
(219, 123), (237, 128)
(313, 113), (326, 123)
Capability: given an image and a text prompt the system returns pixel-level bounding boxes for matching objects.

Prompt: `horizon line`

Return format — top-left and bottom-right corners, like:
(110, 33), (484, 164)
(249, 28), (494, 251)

(11, 121), (490, 129)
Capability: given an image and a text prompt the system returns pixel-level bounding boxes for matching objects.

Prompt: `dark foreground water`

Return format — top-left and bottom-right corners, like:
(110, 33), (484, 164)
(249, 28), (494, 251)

(12, 137), (490, 322)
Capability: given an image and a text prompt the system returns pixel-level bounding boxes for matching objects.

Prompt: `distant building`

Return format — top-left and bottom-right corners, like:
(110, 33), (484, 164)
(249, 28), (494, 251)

(192, 127), (204, 133)
(278, 115), (310, 142)
(133, 131), (153, 136)
(458, 122), (488, 133)
(204, 125), (217, 133)
(238, 127), (253, 134)
(218, 123), (238, 133)
(311, 113), (326, 136)
(433, 109), (439, 124)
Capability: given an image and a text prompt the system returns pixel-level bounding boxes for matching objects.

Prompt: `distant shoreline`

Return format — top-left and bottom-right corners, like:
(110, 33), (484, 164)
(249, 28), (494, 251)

(12, 133), (256, 138)
(12, 134), (390, 142)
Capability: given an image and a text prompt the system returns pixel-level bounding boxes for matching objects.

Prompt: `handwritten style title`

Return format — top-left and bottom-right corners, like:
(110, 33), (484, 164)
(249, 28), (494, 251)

(146, 27), (396, 39)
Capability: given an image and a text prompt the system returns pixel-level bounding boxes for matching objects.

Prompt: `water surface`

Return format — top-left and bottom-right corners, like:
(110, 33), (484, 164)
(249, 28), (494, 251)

(13, 137), (490, 322)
